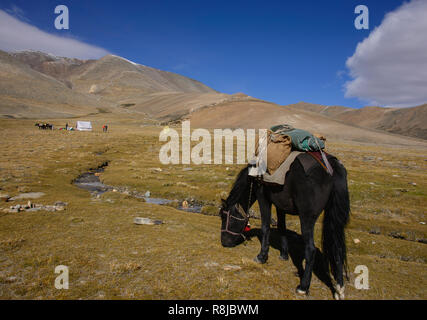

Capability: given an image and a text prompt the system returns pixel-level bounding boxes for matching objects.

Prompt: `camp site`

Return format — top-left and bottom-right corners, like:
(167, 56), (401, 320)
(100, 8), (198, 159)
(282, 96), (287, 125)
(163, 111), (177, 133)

(0, 0), (426, 306)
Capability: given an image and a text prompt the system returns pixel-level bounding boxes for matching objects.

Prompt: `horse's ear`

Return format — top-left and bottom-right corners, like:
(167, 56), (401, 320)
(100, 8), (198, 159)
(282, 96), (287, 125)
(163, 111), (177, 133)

(221, 198), (227, 209)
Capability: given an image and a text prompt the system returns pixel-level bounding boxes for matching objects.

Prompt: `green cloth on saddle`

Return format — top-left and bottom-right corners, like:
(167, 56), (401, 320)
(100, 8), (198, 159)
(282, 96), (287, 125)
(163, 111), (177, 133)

(270, 124), (325, 152)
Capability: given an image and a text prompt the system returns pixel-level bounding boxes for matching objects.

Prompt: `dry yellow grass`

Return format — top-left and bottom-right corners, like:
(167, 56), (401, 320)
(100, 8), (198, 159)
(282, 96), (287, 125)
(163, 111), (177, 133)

(0, 117), (426, 299)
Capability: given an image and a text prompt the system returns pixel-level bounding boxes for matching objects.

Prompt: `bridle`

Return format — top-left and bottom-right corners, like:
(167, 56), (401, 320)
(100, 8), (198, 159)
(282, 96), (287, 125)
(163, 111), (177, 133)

(221, 204), (249, 240)
(221, 180), (254, 241)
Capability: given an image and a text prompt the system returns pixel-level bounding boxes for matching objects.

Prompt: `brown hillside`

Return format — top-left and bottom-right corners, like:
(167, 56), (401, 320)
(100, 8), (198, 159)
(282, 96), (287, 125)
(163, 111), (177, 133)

(289, 102), (427, 140)
(13, 53), (216, 97)
(0, 51), (220, 119)
(0, 50), (112, 119)
(188, 99), (427, 147)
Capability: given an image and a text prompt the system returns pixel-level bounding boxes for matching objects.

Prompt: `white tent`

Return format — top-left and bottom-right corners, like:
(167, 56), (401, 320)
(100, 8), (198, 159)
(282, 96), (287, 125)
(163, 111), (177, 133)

(76, 121), (93, 131)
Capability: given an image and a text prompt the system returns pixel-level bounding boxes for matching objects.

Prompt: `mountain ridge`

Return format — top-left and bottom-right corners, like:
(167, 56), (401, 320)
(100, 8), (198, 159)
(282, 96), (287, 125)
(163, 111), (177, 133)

(288, 101), (427, 140)
(1, 50), (426, 142)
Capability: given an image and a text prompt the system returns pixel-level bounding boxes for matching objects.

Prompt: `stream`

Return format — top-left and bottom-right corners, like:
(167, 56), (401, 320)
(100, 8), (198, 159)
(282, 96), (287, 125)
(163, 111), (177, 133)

(73, 163), (203, 213)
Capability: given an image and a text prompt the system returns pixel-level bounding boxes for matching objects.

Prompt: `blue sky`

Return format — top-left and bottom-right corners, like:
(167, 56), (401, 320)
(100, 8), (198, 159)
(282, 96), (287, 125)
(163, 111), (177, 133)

(0, 0), (419, 108)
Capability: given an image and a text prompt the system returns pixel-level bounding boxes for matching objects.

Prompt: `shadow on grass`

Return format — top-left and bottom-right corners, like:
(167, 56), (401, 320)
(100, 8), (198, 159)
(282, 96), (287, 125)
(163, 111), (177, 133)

(245, 228), (335, 295)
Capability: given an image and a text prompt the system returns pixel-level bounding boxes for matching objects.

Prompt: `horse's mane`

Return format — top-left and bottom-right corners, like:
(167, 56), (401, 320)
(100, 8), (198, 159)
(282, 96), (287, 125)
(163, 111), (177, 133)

(225, 165), (249, 208)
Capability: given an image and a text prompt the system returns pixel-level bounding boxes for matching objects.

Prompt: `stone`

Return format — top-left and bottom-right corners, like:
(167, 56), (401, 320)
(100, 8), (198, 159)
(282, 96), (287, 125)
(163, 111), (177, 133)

(204, 262), (219, 267)
(144, 191), (151, 197)
(363, 156), (375, 161)
(369, 228), (381, 235)
(54, 201), (67, 207)
(5, 276), (18, 283)
(223, 265), (241, 271)
(176, 182), (189, 187)
(9, 192), (45, 201)
(134, 217), (163, 225)
(353, 238), (361, 244)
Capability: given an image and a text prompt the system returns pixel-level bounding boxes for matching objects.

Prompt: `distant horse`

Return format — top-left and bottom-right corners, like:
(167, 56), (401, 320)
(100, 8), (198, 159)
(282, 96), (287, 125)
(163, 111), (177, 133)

(35, 123), (53, 130)
(219, 154), (350, 299)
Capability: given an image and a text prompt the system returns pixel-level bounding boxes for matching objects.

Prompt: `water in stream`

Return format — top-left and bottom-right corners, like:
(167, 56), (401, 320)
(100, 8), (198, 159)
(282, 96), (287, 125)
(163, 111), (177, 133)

(73, 164), (202, 213)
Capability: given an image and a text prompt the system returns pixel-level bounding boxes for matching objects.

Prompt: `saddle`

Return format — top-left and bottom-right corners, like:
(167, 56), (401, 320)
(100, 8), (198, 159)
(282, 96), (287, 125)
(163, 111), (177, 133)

(298, 151), (335, 176)
(250, 124), (333, 185)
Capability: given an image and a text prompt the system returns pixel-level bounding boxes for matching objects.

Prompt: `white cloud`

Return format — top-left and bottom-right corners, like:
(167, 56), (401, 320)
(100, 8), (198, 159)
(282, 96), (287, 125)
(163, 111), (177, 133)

(5, 4), (30, 22)
(0, 9), (109, 59)
(345, 0), (427, 108)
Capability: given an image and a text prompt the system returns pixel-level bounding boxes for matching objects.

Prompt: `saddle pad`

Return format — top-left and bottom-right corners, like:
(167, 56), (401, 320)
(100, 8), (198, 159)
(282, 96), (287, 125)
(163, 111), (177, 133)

(297, 152), (335, 175)
(262, 151), (302, 185)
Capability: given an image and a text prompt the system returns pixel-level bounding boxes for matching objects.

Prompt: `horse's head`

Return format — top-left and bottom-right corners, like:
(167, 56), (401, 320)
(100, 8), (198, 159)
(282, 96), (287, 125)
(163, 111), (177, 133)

(219, 198), (248, 247)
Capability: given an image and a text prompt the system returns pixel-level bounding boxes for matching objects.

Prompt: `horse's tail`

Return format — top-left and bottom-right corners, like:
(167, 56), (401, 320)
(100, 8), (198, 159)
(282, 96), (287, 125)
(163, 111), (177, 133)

(322, 157), (350, 280)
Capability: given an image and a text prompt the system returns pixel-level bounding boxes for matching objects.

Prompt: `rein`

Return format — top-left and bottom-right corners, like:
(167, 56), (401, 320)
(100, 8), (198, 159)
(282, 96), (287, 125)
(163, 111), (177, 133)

(221, 179), (254, 240)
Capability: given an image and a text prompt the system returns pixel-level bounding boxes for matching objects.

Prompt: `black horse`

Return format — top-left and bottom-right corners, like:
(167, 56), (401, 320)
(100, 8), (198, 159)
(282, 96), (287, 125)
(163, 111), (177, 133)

(219, 154), (350, 299)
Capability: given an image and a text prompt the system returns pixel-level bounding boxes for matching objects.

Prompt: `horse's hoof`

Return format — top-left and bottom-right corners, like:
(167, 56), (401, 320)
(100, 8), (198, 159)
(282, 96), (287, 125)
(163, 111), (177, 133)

(296, 286), (308, 295)
(279, 254), (289, 261)
(334, 292), (345, 300)
(254, 256), (267, 264)
(334, 284), (345, 300)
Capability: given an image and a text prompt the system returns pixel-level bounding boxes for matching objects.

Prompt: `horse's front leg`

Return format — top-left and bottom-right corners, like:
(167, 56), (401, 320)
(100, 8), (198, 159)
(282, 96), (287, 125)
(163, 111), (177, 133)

(254, 186), (272, 264)
(276, 208), (289, 261)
